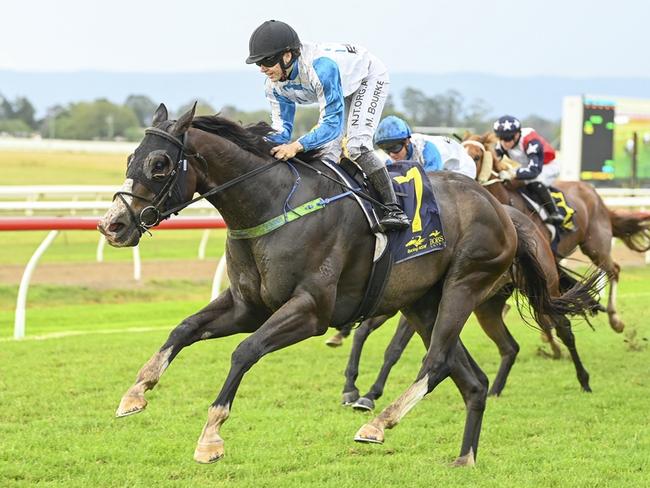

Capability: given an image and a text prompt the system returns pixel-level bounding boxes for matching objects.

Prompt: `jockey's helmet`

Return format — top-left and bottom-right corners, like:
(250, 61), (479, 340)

(246, 20), (301, 65)
(493, 115), (521, 141)
(374, 116), (412, 147)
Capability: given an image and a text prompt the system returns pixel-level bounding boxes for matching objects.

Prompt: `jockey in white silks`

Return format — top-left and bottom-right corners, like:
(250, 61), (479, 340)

(373, 116), (477, 179)
(245, 19), (409, 232)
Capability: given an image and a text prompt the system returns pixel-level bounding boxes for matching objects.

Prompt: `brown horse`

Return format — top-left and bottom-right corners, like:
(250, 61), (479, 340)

(98, 104), (595, 466)
(464, 131), (650, 333)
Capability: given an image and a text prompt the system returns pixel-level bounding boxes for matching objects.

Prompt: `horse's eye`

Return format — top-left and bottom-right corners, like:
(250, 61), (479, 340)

(154, 160), (166, 172)
(473, 156), (480, 162)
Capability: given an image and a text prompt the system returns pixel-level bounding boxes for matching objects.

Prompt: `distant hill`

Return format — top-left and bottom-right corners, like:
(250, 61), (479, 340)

(2, 70), (649, 120)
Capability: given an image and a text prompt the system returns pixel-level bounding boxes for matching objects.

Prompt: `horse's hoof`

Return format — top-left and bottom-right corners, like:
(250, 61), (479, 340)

(342, 390), (360, 406)
(352, 397), (375, 411)
(610, 317), (624, 333)
(451, 450), (476, 467)
(325, 335), (344, 347)
(194, 440), (225, 464)
(354, 423), (384, 444)
(115, 395), (147, 418)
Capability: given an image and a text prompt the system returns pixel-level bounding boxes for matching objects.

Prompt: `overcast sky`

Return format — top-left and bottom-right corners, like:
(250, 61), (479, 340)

(1, 0), (648, 78)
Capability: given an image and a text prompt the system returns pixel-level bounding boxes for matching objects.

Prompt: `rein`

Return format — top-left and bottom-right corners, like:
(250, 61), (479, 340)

(288, 156), (390, 211)
(114, 127), (282, 234)
(117, 125), (389, 239)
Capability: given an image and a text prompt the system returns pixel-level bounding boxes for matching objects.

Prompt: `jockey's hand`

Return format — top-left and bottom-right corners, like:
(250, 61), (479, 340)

(271, 141), (303, 161)
(498, 169), (517, 181)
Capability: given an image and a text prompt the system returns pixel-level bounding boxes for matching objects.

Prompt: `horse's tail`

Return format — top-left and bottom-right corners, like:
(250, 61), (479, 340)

(510, 218), (605, 328)
(608, 209), (650, 252)
(557, 265), (606, 314)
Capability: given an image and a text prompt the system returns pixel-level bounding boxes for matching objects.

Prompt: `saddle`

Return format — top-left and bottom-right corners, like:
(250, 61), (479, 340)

(520, 186), (576, 232)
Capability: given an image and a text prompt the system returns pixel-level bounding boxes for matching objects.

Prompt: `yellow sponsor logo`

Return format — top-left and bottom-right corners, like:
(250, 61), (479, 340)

(405, 234), (429, 254)
(428, 229), (445, 246)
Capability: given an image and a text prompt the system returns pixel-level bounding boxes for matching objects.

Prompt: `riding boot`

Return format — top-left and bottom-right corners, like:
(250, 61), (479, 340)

(367, 167), (410, 232)
(527, 181), (564, 225)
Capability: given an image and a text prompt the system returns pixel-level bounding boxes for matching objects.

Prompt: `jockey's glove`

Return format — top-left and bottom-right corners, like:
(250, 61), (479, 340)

(498, 169), (517, 181)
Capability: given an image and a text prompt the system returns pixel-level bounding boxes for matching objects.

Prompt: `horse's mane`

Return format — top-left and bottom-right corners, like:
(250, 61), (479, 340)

(191, 115), (321, 164)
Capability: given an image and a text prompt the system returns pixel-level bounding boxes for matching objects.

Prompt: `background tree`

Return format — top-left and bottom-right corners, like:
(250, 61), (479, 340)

(49, 99), (140, 140)
(125, 95), (158, 127)
(521, 115), (561, 146)
(176, 99), (216, 117)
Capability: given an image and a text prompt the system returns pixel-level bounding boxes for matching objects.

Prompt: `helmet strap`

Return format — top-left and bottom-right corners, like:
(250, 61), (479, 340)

(279, 51), (297, 81)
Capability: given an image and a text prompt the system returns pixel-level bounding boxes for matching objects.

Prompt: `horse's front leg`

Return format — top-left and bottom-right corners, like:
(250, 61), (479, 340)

(354, 315), (416, 411)
(194, 290), (332, 464)
(341, 314), (392, 406)
(116, 288), (264, 417)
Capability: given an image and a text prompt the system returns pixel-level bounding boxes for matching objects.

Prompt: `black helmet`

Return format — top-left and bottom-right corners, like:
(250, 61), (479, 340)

(245, 20), (301, 64)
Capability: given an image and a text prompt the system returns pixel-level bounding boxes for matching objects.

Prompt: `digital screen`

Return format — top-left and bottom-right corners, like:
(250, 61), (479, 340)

(580, 102), (615, 181)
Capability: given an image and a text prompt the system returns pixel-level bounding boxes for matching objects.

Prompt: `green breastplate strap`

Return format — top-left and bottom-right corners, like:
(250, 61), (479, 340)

(227, 197), (328, 240)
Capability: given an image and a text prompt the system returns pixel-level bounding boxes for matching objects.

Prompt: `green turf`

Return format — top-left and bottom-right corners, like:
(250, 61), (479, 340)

(1, 268), (649, 486)
(0, 151), (127, 186)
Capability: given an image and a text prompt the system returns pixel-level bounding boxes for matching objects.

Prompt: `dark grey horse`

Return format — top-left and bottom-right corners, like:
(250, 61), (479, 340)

(98, 103), (591, 466)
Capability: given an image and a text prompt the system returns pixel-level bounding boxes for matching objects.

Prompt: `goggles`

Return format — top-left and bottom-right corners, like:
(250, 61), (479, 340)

(378, 140), (406, 154)
(498, 133), (517, 142)
(255, 53), (283, 68)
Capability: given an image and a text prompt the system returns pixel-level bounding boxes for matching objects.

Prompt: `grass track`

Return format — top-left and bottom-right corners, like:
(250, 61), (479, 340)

(0, 151), (127, 186)
(1, 270), (649, 486)
(1, 149), (649, 485)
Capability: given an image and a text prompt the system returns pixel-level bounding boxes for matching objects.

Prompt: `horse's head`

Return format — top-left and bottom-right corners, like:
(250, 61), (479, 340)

(98, 103), (199, 247)
(461, 132), (500, 184)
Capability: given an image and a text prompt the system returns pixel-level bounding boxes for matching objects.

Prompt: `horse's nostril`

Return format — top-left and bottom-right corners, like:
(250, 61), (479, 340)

(109, 222), (125, 234)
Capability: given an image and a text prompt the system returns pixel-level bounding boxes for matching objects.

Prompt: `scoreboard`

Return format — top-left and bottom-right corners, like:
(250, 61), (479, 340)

(580, 100), (615, 180)
(561, 95), (650, 186)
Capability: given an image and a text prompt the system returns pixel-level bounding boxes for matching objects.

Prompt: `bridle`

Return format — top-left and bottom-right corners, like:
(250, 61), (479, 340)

(113, 127), (190, 234)
(461, 139), (502, 186)
(112, 126), (282, 235)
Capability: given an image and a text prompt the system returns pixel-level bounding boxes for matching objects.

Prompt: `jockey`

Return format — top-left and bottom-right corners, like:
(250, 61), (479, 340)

(373, 116), (477, 179)
(246, 20), (409, 232)
(493, 115), (563, 225)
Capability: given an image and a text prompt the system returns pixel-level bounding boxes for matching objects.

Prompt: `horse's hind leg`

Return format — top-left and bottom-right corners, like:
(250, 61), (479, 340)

(554, 316), (591, 392)
(354, 276), (488, 458)
(341, 314), (393, 405)
(353, 315), (416, 411)
(580, 226), (624, 332)
(450, 340), (489, 466)
(116, 288), (264, 417)
(473, 292), (520, 396)
(325, 322), (353, 347)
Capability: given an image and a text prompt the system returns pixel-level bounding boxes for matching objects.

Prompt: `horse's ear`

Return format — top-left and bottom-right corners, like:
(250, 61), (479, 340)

(477, 150), (494, 184)
(170, 102), (197, 136)
(152, 103), (169, 127)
